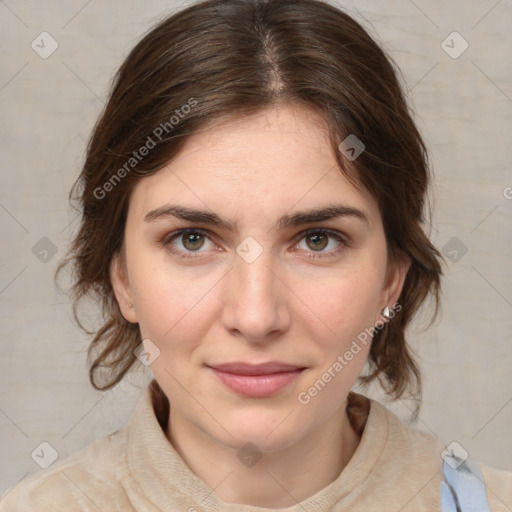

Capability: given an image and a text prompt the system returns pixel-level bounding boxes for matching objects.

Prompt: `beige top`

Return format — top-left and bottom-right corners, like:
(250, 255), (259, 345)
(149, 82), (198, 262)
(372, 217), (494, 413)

(1, 381), (511, 511)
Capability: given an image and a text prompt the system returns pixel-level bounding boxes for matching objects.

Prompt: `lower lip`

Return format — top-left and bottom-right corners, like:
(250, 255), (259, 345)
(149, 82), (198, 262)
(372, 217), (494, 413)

(210, 368), (304, 398)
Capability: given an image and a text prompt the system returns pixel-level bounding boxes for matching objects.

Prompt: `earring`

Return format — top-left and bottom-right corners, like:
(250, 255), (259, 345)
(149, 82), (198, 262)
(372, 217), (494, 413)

(382, 306), (391, 319)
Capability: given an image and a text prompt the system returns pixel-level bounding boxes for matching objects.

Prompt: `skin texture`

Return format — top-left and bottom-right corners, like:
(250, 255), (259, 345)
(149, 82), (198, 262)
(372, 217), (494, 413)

(110, 103), (410, 508)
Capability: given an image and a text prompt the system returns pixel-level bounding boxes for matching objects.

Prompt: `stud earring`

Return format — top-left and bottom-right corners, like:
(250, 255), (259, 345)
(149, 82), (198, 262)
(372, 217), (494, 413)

(382, 306), (391, 319)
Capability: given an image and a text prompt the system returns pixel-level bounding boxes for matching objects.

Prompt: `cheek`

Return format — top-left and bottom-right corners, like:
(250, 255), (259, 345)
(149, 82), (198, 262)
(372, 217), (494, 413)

(127, 251), (221, 352)
(293, 261), (384, 343)
(293, 266), (383, 405)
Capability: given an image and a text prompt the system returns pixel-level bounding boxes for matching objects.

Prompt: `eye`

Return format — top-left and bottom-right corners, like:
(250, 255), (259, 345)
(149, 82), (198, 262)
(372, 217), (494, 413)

(161, 227), (347, 260)
(162, 228), (216, 258)
(293, 229), (346, 258)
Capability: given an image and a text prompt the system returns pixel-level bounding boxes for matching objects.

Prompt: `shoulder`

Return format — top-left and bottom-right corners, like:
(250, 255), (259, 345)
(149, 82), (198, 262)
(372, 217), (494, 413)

(368, 399), (512, 511)
(368, 397), (446, 457)
(480, 462), (512, 512)
(0, 428), (133, 512)
(344, 395), (447, 508)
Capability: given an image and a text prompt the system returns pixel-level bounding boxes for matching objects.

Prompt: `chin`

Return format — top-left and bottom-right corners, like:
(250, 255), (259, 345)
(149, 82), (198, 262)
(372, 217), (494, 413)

(207, 406), (307, 452)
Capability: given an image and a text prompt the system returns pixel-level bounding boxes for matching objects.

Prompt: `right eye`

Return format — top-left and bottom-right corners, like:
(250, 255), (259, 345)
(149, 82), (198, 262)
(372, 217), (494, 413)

(162, 228), (218, 258)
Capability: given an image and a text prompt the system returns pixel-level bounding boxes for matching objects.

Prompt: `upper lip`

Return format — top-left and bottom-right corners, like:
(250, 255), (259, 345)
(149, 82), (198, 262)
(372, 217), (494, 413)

(207, 362), (305, 375)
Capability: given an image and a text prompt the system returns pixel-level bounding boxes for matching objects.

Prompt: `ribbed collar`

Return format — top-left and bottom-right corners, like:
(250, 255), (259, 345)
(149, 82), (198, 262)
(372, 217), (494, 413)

(127, 382), (389, 511)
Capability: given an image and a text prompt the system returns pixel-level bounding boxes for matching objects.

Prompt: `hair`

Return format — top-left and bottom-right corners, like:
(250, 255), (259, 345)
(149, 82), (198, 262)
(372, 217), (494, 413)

(57, 0), (444, 422)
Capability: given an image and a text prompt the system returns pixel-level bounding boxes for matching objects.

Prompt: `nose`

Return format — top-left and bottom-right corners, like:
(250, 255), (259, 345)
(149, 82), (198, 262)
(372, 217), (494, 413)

(221, 248), (290, 343)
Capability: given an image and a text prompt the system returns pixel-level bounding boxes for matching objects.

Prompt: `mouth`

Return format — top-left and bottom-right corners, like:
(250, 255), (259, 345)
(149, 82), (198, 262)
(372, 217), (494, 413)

(206, 362), (307, 398)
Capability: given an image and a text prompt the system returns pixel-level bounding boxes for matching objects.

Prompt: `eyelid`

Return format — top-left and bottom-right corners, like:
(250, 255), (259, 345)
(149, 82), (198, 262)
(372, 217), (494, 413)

(294, 227), (348, 244)
(161, 227), (214, 245)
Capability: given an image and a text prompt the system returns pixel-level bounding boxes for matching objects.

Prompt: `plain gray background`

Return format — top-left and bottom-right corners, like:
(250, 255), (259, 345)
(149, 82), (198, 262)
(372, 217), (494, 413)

(1, 0), (511, 495)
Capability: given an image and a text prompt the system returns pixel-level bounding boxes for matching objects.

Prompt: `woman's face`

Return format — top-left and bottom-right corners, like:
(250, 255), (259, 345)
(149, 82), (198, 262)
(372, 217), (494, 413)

(111, 104), (408, 452)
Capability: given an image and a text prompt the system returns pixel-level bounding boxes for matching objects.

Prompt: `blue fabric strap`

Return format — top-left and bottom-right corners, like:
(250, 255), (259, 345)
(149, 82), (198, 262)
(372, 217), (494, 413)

(441, 453), (491, 512)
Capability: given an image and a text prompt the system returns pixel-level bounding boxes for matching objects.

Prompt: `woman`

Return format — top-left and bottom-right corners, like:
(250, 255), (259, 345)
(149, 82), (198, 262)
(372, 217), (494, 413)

(1, 0), (510, 510)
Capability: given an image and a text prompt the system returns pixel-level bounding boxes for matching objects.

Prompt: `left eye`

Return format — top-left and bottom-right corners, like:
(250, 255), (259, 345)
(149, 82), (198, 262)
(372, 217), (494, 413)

(297, 229), (345, 258)
(296, 230), (344, 253)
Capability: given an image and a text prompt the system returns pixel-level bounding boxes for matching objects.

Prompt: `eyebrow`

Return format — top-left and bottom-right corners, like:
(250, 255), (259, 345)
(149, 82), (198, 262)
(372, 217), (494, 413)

(144, 203), (369, 231)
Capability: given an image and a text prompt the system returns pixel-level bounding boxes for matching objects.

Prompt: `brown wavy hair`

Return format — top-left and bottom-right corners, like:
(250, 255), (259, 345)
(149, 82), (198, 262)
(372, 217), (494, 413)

(56, 0), (443, 420)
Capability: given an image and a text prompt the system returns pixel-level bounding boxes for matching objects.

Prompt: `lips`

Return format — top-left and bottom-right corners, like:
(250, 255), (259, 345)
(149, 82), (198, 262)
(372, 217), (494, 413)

(209, 362), (304, 375)
(207, 362), (306, 397)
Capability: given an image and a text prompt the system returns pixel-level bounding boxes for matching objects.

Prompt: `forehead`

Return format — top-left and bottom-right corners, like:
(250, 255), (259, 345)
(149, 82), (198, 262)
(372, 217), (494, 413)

(127, 104), (380, 227)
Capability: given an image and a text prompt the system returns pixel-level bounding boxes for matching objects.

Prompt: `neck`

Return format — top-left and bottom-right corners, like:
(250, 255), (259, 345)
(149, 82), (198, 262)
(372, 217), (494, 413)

(165, 400), (362, 508)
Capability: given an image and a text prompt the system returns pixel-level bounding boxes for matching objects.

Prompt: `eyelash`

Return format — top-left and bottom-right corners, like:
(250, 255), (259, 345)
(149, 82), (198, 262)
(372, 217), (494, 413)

(161, 228), (347, 260)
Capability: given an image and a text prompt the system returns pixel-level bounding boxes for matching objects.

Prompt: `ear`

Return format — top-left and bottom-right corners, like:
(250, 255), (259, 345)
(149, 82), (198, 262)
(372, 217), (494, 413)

(110, 251), (138, 324)
(378, 250), (411, 321)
